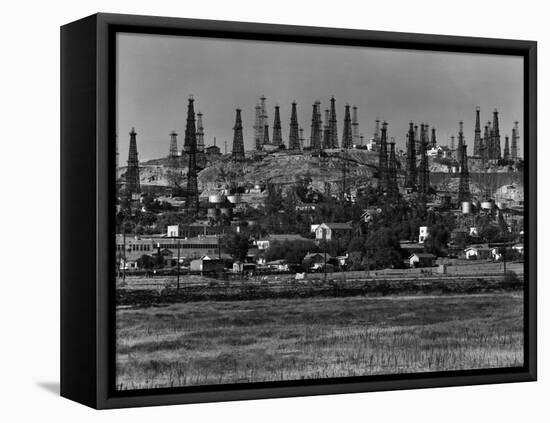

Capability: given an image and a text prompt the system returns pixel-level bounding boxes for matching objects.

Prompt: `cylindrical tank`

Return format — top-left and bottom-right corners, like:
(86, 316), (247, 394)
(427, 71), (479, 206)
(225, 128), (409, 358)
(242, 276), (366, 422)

(208, 194), (223, 203)
(461, 201), (472, 214)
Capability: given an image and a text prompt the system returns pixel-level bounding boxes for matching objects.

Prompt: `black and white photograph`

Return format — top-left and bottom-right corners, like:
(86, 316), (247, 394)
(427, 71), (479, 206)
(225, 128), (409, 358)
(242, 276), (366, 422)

(114, 31), (527, 391)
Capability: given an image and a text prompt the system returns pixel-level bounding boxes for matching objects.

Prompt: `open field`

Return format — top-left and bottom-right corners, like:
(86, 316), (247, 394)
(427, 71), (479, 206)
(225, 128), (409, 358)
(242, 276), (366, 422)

(116, 292), (523, 390)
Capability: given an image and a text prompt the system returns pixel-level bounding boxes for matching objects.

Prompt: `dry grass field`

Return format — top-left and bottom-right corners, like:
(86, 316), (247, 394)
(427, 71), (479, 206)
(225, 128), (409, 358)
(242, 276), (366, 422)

(115, 292), (523, 390)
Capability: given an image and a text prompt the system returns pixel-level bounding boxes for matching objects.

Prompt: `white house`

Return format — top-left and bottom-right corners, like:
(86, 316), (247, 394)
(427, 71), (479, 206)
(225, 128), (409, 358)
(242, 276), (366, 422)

(167, 225), (179, 237)
(314, 222), (353, 241)
(464, 245), (492, 260)
(419, 226), (429, 243)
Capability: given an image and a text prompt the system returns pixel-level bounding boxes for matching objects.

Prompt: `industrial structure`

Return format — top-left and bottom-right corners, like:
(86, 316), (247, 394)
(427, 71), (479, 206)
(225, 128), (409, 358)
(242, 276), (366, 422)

(352, 106), (360, 146)
(310, 101), (322, 150)
(417, 123), (430, 196)
(125, 127), (140, 195)
(341, 104), (353, 149)
(473, 106), (482, 157)
(272, 105), (283, 148)
(168, 130), (178, 159)
(378, 121), (388, 189)
(458, 143), (470, 202)
(511, 121), (519, 161)
(184, 97), (199, 213)
(387, 138), (398, 196)
(322, 109), (331, 149)
(196, 112), (206, 169)
(328, 96), (338, 148)
(503, 136), (510, 161)
(253, 95), (268, 150)
(288, 101), (300, 150)
(232, 108), (245, 161)
(405, 122), (417, 190)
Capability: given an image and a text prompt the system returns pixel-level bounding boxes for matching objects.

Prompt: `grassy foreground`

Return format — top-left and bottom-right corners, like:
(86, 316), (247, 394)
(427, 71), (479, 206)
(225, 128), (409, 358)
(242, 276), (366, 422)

(116, 293), (523, 390)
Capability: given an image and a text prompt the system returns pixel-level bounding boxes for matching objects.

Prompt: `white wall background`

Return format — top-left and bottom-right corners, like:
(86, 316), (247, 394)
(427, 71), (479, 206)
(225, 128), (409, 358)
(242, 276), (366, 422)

(0, 0), (546, 420)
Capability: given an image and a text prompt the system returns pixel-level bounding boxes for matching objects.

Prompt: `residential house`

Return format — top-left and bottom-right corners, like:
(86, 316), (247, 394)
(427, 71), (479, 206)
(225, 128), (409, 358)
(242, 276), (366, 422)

(314, 222), (353, 241)
(464, 245), (492, 260)
(409, 253), (436, 268)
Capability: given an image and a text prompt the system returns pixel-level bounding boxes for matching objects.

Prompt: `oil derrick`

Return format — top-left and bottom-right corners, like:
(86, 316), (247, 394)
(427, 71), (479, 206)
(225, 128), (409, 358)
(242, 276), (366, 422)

(405, 122), (417, 189)
(482, 123), (490, 163)
(253, 103), (263, 150)
(473, 106), (482, 156)
(458, 143), (470, 203)
(126, 127), (140, 195)
(341, 104), (353, 149)
(299, 127), (305, 150)
(272, 105), (283, 147)
(503, 136), (510, 161)
(387, 137), (399, 197)
(263, 124), (270, 145)
(184, 97), (199, 212)
(352, 106), (359, 146)
(232, 108), (245, 162)
(329, 96), (338, 148)
(168, 130), (178, 159)
(259, 96), (268, 147)
(414, 124), (419, 151)
(322, 109), (331, 149)
(457, 120), (465, 155)
(431, 127), (437, 149)
(511, 121), (519, 161)
(450, 135), (455, 152)
(310, 102), (322, 150)
(288, 101), (300, 150)
(491, 109), (502, 160)
(378, 121), (389, 189)
(196, 112), (206, 169)
(417, 123), (430, 197)
(373, 119), (381, 143)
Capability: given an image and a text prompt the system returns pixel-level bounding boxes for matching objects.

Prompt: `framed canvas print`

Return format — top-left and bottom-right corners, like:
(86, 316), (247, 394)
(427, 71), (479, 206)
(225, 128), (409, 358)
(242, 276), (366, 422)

(60, 13), (537, 409)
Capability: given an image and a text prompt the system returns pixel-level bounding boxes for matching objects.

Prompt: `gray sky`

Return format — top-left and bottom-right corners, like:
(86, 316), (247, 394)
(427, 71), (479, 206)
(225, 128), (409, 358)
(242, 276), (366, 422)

(117, 32), (523, 162)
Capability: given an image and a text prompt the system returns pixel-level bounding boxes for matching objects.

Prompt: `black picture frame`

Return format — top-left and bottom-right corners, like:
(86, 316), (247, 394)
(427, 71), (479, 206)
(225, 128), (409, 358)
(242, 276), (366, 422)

(60, 12), (537, 409)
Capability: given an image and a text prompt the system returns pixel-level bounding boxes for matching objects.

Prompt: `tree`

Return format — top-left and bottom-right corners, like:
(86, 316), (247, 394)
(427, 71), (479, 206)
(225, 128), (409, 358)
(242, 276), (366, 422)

(265, 240), (319, 264)
(364, 228), (404, 269)
(220, 232), (250, 262)
(137, 254), (155, 270)
(265, 183), (283, 214)
(424, 223), (450, 257)
(481, 223), (501, 243)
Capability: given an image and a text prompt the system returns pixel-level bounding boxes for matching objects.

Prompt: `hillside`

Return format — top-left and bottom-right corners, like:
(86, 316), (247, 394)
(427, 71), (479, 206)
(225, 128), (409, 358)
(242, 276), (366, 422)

(119, 149), (523, 202)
